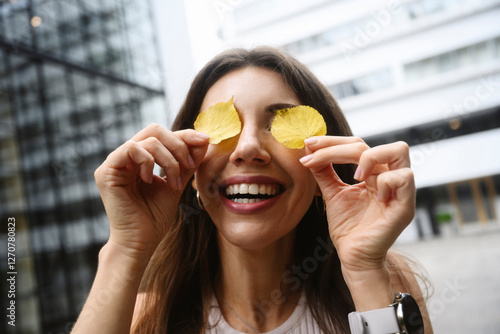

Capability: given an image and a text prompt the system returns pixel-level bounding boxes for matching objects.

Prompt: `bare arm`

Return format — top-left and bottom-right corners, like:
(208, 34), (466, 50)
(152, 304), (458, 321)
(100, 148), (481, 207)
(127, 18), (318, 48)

(70, 125), (209, 333)
(71, 242), (150, 333)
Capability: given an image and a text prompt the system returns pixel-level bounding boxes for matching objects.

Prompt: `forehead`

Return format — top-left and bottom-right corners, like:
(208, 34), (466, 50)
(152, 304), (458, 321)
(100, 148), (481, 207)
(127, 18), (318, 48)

(200, 67), (300, 112)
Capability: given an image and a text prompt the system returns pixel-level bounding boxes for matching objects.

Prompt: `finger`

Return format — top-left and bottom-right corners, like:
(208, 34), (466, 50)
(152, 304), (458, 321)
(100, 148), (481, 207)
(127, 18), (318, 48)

(131, 124), (207, 170)
(158, 140), (209, 188)
(356, 142), (411, 181)
(301, 141), (369, 166)
(305, 161), (347, 199)
(187, 143), (209, 169)
(374, 168), (415, 204)
(304, 135), (365, 150)
(175, 129), (210, 146)
(139, 137), (182, 190)
(176, 129), (210, 167)
(105, 140), (155, 184)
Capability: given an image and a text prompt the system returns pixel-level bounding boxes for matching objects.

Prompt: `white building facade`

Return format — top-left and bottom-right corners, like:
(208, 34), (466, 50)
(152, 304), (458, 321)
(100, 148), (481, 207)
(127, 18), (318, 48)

(220, 0), (500, 240)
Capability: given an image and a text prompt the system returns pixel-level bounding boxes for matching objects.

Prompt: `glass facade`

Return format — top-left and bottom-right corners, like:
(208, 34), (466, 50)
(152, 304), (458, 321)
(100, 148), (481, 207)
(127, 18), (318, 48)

(0, 0), (166, 333)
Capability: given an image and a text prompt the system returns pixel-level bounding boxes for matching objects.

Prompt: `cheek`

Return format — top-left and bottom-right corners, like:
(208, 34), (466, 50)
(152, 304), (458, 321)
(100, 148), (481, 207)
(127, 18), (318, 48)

(195, 152), (225, 197)
(290, 161), (318, 195)
(279, 149), (313, 179)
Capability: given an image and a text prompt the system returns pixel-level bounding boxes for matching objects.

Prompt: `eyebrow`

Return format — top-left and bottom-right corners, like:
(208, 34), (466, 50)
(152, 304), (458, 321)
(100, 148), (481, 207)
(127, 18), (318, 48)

(266, 103), (299, 113)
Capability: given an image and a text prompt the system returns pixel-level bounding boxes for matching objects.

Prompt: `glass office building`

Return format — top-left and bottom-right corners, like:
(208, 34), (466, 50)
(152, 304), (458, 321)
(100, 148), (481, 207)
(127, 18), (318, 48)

(0, 0), (166, 332)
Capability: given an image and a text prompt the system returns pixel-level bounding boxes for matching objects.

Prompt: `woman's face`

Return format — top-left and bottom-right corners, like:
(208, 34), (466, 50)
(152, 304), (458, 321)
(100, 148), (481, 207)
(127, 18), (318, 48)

(194, 67), (318, 250)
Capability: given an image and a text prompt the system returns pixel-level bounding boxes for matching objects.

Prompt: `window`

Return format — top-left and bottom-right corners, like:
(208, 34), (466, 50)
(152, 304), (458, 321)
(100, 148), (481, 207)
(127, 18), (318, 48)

(281, 0), (484, 56)
(329, 68), (393, 99)
(404, 37), (500, 82)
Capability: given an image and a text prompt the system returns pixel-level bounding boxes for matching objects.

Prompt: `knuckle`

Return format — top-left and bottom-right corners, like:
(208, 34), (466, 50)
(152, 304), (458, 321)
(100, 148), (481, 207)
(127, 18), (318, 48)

(124, 139), (137, 148)
(94, 167), (101, 180)
(395, 141), (410, 153)
(170, 140), (188, 155)
(354, 142), (369, 155)
(389, 167), (414, 182)
(143, 136), (161, 147)
(401, 167), (414, 179)
(357, 144), (372, 163)
(146, 123), (163, 132)
(124, 140), (139, 154)
(164, 160), (180, 173)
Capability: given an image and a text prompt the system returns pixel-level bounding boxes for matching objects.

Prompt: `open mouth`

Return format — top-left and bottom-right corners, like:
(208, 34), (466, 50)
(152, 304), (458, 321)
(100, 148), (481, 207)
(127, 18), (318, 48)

(223, 183), (284, 204)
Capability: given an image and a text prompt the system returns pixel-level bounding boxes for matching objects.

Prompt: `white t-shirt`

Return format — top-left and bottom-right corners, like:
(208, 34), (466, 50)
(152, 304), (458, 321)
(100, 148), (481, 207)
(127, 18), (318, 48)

(205, 292), (325, 334)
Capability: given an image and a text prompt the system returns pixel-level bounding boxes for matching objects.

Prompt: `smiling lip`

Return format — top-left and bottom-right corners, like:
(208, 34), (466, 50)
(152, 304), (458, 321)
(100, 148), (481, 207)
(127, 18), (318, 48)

(220, 175), (285, 214)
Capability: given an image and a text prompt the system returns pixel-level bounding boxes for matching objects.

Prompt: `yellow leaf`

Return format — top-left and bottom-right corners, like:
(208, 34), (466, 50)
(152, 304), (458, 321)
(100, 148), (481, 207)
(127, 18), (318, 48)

(194, 97), (241, 144)
(270, 106), (327, 149)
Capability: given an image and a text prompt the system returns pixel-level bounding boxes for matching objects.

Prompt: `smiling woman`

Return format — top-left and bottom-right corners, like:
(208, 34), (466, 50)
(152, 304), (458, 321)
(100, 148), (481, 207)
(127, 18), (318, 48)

(71, 47), (433, 334)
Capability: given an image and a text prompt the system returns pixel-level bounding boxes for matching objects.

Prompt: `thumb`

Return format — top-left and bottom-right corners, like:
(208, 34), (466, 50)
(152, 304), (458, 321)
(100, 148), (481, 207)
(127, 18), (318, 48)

(301, 147), (346, 199)
(179, 144), (208, 185)
(307, 163), (346, 200)
(190, 143), (209, 167)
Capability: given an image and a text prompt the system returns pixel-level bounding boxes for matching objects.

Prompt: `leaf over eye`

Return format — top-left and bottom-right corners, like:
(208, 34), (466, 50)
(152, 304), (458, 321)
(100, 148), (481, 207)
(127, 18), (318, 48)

(194, 97), (241, 144)
(270, 105), (327, 149)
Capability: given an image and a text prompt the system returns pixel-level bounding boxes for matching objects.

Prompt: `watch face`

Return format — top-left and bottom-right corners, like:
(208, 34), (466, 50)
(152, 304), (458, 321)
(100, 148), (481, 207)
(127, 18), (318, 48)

(401, 293), (424, 334)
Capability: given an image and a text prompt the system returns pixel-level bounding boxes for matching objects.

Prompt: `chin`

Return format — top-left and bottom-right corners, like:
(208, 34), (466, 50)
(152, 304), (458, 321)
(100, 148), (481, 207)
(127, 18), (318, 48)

(215, 220), (296, 251)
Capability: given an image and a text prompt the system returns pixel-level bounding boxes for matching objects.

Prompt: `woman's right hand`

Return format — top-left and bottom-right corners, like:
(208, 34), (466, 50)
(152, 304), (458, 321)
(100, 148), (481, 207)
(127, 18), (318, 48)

(94, 124), (209, 260)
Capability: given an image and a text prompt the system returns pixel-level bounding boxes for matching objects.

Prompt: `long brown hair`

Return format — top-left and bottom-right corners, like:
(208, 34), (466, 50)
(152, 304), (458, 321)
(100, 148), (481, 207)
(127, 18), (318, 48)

(133, 47), (410, 333)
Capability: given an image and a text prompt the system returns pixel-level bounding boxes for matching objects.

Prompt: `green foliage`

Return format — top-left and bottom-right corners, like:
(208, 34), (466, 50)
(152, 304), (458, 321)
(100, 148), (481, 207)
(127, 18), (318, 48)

(436, 211), (453, 224)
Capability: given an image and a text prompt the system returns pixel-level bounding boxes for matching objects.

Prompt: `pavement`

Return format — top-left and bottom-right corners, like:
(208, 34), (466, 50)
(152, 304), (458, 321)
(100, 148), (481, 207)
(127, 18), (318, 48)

(394, 225), (500, 334)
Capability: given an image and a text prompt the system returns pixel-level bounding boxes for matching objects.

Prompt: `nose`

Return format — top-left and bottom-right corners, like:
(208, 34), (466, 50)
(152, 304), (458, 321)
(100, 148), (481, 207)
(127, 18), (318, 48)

(229, 123), (271, 165)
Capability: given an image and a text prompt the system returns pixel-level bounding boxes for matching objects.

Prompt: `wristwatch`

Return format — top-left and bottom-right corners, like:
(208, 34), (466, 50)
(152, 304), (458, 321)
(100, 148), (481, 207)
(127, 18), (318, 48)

(348, 292), (424, 334)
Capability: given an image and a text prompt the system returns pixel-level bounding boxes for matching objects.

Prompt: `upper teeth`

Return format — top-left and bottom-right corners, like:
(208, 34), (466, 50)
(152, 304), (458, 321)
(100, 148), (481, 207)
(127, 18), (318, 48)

(225, 183), (280, 196)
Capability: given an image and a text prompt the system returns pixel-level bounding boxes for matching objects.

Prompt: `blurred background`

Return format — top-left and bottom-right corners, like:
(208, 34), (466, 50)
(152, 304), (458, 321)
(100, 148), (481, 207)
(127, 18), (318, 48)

(0, 0), (499, 333)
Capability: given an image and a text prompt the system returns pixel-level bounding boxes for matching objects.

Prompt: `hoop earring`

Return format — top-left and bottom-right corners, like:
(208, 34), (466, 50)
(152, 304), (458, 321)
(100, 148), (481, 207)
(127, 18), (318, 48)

(315, 196), (326, 215)
(196, 191), (206, 210)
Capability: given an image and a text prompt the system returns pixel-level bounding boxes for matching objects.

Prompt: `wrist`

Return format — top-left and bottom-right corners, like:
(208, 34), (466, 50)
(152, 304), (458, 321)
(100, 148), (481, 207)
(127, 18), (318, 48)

(342, 265), (393, 312)
(100, 241), (152, 276)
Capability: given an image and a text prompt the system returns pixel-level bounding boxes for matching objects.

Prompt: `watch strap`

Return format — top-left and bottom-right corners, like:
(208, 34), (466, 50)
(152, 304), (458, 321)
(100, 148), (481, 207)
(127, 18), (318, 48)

(348, 306), (401, 334)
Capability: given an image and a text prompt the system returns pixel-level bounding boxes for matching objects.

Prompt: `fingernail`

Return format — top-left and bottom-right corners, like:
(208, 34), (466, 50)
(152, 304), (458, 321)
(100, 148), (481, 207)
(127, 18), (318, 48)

(196, 131), (210, 140)
(300, 154), (313, 164)
(304, 137), (318, 145)
(353, 166), (362, 180)
(177, 176), (183, 190)
(187, 155), (196, 169)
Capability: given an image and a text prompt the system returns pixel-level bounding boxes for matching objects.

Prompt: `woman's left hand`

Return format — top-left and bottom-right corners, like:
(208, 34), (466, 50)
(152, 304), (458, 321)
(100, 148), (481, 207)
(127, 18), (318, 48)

(300, 136), (415, 274)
